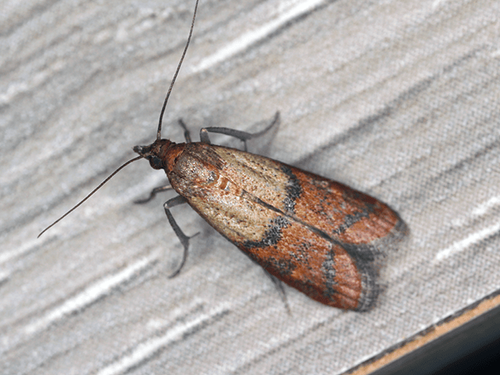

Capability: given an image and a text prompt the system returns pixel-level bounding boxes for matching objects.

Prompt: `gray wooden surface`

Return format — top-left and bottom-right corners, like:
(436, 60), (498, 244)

(2, 0), (500, 374)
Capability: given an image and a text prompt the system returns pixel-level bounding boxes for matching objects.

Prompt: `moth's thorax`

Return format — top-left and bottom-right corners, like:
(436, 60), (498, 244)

(167, 143), (224, 195)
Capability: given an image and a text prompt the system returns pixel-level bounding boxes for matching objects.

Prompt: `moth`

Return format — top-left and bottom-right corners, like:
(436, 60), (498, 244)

(40, 0), (406, 311)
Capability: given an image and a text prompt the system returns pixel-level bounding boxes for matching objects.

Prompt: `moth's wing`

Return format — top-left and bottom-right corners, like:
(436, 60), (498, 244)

(287, 166), (408, 259)
(187, 184), (373, 310)
(173, 144), (389, 310)
(208, 144), (407, 257)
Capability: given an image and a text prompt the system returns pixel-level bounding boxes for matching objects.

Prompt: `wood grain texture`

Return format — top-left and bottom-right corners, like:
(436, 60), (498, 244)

(1, 0), (500, 374)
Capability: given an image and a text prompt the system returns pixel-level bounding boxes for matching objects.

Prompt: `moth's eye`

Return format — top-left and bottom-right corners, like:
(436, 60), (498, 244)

(149, 156), (163, 170)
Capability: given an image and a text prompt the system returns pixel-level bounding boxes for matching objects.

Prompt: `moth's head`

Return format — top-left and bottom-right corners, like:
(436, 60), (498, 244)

(133, 139), (173, 170)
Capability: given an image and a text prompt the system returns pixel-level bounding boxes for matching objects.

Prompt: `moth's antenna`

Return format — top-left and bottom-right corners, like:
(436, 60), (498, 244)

(38, 156), (142, 238)
(157, 0), (200, 141)
(39, 1), (201, 238)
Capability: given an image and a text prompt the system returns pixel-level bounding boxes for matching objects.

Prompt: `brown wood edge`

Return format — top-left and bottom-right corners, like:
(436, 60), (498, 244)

(345, 289), (500, 375)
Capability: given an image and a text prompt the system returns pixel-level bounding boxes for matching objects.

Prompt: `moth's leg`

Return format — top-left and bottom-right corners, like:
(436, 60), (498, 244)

(199, 126), (211, 144)
(164, 195), (199, 278)
(265, 270), (291, 316)
(135, 185), (173, 204)
(177, 119), (192, 143)
(200, 111), (280, 151)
